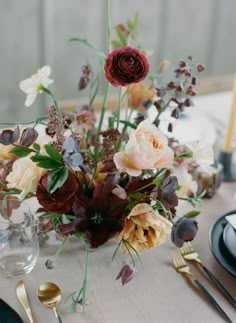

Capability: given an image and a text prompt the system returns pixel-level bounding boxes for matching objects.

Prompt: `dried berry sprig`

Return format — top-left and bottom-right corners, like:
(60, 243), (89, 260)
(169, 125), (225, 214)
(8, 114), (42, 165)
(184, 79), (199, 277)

(153, 57), (205, 127)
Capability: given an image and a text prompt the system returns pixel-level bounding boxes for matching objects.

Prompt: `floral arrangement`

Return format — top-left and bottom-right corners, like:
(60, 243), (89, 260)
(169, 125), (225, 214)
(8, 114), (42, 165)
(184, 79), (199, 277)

(0, 0), (214, 312)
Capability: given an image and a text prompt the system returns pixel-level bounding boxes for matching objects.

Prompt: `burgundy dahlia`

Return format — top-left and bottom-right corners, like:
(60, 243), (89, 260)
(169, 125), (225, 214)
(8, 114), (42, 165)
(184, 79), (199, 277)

(104, 46), (149, 87)
(36, 172), (79, 214)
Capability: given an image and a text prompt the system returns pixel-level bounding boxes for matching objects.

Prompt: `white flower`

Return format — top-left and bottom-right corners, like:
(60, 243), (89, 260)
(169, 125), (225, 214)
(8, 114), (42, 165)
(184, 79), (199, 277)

(175, 167), (198, 198)
(19, 65), (53, 107)
(186, 140), (215, 175)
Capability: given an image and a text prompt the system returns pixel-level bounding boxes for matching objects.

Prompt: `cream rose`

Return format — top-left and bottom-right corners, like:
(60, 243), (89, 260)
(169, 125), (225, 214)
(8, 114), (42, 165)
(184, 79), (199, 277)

(6, 156), (46, 200)
(0, 144), (17, 160)
(174, 167), (198, 198)
(114, 120), (174, 176)
(115, 203), (172, 254)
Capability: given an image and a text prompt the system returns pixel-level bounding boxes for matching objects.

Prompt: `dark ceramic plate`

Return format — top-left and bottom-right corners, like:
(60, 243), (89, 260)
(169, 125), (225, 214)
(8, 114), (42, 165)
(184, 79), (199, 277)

(223, 223), (236, 259)
(209, 211), (236, 277)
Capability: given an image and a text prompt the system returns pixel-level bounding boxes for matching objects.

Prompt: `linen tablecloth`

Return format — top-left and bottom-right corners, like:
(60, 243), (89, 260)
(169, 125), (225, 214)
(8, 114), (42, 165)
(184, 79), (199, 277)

(1, 181), (236, 323)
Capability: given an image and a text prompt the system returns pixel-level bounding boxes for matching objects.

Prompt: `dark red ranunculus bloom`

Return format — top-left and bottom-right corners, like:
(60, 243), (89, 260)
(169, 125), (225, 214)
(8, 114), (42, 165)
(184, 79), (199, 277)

(104, 46), (149, 87)
(59, 177), (128, 248)
(36, 172), (79, 214)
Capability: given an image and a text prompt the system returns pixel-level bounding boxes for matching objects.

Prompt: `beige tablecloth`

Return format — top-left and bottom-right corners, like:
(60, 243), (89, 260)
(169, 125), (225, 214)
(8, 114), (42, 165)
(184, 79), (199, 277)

(1, 181), (236, 323)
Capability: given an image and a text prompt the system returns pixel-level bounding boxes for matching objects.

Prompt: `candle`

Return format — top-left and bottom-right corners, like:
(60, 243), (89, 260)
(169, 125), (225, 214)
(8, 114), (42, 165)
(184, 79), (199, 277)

(223, 77), (236, 152)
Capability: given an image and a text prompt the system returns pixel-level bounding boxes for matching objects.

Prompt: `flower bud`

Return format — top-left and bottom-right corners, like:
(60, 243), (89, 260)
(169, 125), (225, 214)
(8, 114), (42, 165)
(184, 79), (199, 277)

(45, 258), (56, 269)
(20, 128), (38, 147)
(0, 126), (20, 145)
(78, 76), (90, 91)
(116, 264), (137, 285)
(171, 217), (198, 247)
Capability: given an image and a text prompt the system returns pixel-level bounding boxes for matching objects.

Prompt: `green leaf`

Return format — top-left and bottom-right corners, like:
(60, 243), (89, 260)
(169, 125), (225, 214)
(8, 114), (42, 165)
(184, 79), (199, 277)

(44, 144), (63, 162)
(111, 40), (123, 49)
(127, 13), (138, 31)
(62, 213), (71, 224)
(74, 232), (85, 240)
(33, 143), (41, 152)
(184, 210), (201, 218)
(31, 155), (63, 169)
(128, 193), (144, 199)
(115, 26), (127, 46)
(41, 214), (64, 220)
(47, 167), (69, 193)
(118, 119), (137, 129)
(9, 146), (32, 158)
(152, 177), (162, 186)
(69, 38), (106, 65)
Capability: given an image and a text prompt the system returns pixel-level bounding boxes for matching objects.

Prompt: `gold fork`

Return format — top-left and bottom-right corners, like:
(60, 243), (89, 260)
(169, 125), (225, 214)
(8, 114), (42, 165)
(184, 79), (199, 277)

(171, 248), (232, 323)
(181, 242), (236, 308)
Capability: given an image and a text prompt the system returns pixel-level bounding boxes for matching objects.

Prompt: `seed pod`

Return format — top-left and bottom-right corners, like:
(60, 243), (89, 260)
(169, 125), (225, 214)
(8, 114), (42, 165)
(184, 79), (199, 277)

(20, 128), (38, 147)
(0, 126), (20, 145)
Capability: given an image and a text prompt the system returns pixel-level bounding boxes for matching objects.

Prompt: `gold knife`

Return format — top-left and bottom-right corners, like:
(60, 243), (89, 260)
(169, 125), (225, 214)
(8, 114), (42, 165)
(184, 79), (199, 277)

(16, 280), (34, 323)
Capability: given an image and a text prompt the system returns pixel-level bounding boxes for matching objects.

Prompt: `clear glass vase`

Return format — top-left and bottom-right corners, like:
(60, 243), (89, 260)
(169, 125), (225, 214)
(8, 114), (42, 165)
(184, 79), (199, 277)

(0, 197), (39, 277)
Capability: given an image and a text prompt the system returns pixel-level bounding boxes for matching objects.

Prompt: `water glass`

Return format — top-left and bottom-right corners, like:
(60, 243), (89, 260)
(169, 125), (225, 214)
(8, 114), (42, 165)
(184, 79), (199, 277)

(0, 197), (39, 277)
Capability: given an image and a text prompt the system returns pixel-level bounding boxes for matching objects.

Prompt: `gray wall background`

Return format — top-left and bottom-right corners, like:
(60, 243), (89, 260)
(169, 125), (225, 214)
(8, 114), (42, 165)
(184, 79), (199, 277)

(1, 0), (236, 124)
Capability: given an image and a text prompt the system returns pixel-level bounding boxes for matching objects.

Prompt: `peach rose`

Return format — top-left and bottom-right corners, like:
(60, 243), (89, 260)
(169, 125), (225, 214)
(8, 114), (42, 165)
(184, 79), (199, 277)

(115, 203), (172, 254)
(128, 83), (157, 112)
(6, 156), (46, 200)
(114, 120), (174, 176)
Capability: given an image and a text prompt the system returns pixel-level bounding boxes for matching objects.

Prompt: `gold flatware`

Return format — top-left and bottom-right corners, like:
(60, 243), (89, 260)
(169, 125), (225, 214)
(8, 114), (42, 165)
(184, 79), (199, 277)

(171, 248), (232, 323)
(16, 280), (34, 323)
(180, 242), (236, 308)
(37, 282), (63, 323)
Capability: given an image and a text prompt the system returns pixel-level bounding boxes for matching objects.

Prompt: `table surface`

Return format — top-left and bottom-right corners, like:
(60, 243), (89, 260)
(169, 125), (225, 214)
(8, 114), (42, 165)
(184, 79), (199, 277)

(1, 91), (236, 323)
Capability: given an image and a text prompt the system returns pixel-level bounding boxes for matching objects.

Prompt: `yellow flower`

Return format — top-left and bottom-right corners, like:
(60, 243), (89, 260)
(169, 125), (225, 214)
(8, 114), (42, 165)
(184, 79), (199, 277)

(0, 144), (17, 160)
(115, 203), (172, 254)
(128, 83), (157, 112)
(6, 156), (46, 200)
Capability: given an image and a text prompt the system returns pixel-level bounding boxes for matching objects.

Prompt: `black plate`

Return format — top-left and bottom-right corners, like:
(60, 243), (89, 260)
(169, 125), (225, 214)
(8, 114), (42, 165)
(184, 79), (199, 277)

(223, 223), (236, 259)
(209, 211), (236, 277)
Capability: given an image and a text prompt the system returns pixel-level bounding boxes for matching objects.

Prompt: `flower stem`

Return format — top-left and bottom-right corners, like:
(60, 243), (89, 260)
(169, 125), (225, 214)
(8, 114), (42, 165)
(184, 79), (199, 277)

(82, 242), (89, 313)
(96, 81), (110, 138)
(105, 0), (111, 53)
(0, 116), (48, 126)
(116, 86), (122, 129)
(41, 86), (62, 119)
(96, 0), (112, 139)
(174, 151), (193, 161)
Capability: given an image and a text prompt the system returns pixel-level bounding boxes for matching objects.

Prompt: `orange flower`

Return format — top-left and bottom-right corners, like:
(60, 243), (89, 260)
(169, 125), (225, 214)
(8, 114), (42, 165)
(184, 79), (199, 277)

(128, 83), (157, 111)
(115, 203), (172, 254)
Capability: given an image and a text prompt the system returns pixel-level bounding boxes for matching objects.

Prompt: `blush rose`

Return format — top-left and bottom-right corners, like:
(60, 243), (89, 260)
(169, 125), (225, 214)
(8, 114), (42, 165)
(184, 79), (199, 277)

(114, 120), (174, 176)
(104, 46), (149, 87)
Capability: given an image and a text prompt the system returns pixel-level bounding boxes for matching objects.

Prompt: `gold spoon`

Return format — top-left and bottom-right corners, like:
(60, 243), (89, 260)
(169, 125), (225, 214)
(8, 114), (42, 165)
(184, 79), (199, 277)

(16, 280), (35, 323)
(37, 282), (63, 323)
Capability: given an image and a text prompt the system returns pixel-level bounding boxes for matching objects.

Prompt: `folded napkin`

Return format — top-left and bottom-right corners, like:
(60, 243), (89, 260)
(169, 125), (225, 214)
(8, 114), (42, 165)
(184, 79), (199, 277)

(0, 299), (24, 323)
(225, 214), (236, 230)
